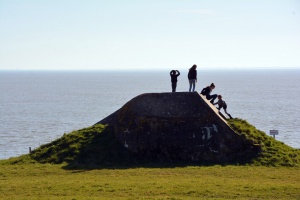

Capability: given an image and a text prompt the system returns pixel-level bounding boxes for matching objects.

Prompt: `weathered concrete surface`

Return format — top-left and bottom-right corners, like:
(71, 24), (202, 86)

(97, 92), (260, 164)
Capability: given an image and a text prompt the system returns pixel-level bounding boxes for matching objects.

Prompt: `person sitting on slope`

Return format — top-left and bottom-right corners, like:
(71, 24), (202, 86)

(200, 83), (218, 104)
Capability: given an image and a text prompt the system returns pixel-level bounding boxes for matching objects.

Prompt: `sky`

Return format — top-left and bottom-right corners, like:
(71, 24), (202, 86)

(0, 0), (299, 70)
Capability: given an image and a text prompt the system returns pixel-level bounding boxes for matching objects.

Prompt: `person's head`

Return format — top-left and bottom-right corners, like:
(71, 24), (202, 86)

(189, 64), (197, 71)
(218, 95), (222, 99)
(210, 83), (215, 89)
(171, 70), (176, 75)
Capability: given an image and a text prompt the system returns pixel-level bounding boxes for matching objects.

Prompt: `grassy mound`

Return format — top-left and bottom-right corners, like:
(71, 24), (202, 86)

(228, 118), (300, 167)
(30, 124), (139, 168)
(20, 119), (299, 167)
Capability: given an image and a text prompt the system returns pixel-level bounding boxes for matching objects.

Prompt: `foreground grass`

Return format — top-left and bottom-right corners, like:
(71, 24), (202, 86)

(1, 118), (299, 199)
(0, 161), (299, 200)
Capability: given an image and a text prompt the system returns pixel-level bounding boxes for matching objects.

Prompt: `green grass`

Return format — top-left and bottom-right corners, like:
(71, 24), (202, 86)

(29, 124), (139, 168)
(1, 118), (299, 199)
(0, 162), (299, 200)
(227, 118), (300, 167)
(26, 118), (300, 168)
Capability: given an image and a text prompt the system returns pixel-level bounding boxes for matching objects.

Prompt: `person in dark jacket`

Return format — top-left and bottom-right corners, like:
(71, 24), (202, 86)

(188, 64), (197, 92)
(200, 83), (218, 104)
(214, 95), (233, 119)
(170, 70), (180, 92)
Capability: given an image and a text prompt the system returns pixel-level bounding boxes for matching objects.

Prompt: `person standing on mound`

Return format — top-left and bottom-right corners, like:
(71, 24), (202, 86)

(170, 70), (180, 92)
(188, 64), (197, 92)
(200, 83), (218, 104)
(214, 95), (233, 119)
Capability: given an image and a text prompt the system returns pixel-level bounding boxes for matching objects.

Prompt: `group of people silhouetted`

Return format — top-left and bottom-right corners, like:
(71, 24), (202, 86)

(170, 64), (233, 119)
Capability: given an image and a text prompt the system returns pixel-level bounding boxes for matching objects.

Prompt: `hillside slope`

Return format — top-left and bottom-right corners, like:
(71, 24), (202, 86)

(26, 119), (299, 167)
(16, 92), (300, 167)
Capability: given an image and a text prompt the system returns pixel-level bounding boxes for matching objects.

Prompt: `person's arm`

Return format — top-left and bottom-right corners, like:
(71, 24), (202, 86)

(176, 70), (180, 76)
(170, 71), (172, 76)
(214, 99), (220, 106)
(195, 70), (197, 82)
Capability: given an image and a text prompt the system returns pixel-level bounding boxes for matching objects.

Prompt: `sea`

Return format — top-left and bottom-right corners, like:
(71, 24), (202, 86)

(0, 69), (299, 159)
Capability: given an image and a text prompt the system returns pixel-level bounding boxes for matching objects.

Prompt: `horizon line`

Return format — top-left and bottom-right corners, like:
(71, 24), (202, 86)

(0, 67), (300, 72)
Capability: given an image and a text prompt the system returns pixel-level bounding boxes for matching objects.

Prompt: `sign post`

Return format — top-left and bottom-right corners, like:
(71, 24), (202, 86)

(269, 130), (279, 139)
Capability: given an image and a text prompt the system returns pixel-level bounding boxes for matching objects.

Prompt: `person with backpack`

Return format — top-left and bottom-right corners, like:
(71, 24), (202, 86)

(200, 83), (218, 104)
(188, 64), (197, 92)
(170, 70), (180, 92)
(214, 95), (233, 119)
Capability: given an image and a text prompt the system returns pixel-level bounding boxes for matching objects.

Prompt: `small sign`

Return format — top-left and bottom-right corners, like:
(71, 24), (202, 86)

(270, 130), (279, 138)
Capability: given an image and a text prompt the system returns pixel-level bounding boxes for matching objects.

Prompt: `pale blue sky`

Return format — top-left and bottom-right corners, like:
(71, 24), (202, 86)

(0, 0), (299, 70)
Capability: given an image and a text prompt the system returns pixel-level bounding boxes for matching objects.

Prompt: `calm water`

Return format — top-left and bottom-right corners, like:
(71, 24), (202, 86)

(0, 69), (299, 159)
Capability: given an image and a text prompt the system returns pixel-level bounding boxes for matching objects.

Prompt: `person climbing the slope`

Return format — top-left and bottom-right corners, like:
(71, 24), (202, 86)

(170, 70), (180, 92)
(213, 95), (233, 119)
(200, 83), (218, 104)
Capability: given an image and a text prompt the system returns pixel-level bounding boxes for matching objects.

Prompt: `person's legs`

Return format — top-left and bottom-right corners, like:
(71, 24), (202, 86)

(224, 107), (233, 119)
(189, 80), (192, 92)
(191, 80), (196, 92)
(172, 82), (176, 92)
(206, 94), (218, 104)
(210, 94), (217, 104)
(189, 79), (196, 92)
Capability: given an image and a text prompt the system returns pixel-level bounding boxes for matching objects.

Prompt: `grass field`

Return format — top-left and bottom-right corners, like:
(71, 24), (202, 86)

(1, 118), (299, 199)
(0, 161), (299, 200)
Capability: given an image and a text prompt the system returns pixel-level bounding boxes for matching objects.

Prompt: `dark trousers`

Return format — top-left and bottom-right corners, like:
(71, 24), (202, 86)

(218, 105), (233, 119)
(172, 82), (177, 92)
(206, 94), (217, 104)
